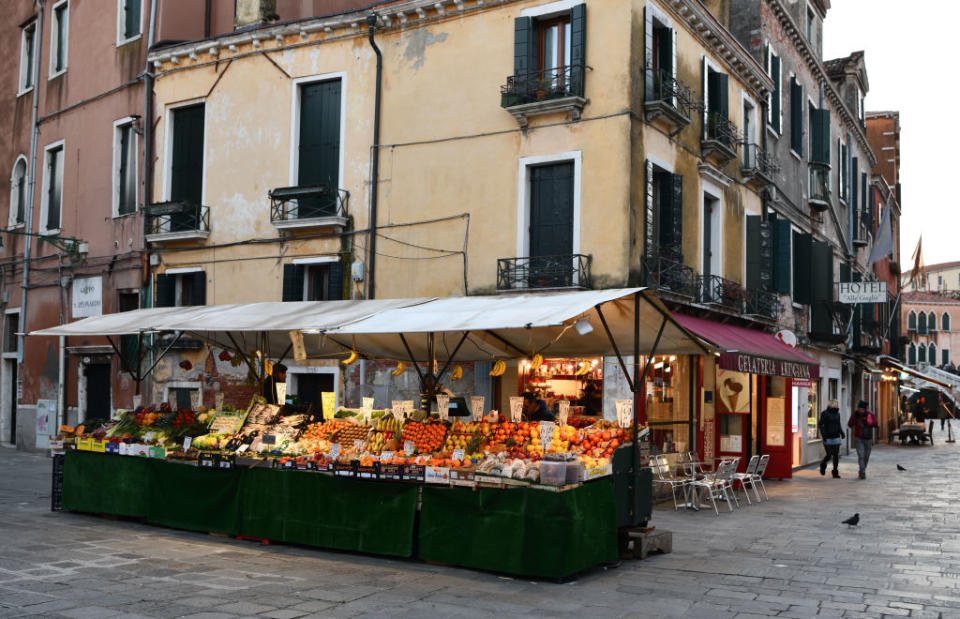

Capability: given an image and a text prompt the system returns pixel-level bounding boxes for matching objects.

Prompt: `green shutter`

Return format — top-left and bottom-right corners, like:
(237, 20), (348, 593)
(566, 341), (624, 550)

(792, 232), (812, 304)
(155, 274), (175, 308)
(790, 78), (803, 155)
(746, 216), (762, 290)
(760, 218), (773, 290)
(851, 158), (859, 231)
(124, 0), (141, 39)
(570, 4), (586, 96)
(643, 160), (655, 262)
(811, 108), (831, 163)
(810, 241), (833, 335)
(513, 17), (535, 77)
(189, 273), (207, 306)
(774, 217), (792, 293)
(908, 344), (916, 365)
(171, 104), (204, 205)
(282, 264), (305, 302)
(658, 173), (682, 261)
(327, 260), (345, 301)
(643, 8), (654, 98)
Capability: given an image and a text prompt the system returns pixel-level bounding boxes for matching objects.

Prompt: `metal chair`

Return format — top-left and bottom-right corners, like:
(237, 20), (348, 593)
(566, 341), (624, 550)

(690, 459), (735, 516)
(649, 456), (689, 511)
(719, 457), (742, 509)
(751, 454), (770, 501)
(732, 455), (761, 504)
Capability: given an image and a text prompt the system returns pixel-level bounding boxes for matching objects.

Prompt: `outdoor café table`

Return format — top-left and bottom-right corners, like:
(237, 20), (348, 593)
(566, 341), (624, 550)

(679, 461), (708, 511)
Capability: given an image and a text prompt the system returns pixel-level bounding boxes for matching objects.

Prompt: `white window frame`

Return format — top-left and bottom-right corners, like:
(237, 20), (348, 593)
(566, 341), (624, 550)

(18, 21), (37, 96)
(766, 46), (782, 135)
(741, 92), (758, 167)
(520, 0), (581, 18)
(293, 258), (338, 302)
(49, 0), (69, 79)
(162, 268), (205, 307)
(162, 98), (207, 203)
(163, 381), (203, 410)
(700, 180), (723, 281)
(789, 73), (803, 160)
(9, 155), (28, 229)
(112, 117), (139, 218)
(116, 0), (143, 46)
(40, 140), (65, 235)
(701, 56), (725, 139)
(515, 150), (583, 268)
(288, 72), (347, 190)
(838, 137), (847, 205)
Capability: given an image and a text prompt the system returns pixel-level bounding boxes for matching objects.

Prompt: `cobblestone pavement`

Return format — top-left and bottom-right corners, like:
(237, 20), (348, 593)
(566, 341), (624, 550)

(1, 425), (959, 618)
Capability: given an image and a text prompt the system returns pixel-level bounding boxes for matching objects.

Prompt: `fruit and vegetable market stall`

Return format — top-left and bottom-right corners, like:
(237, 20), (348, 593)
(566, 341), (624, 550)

(36, 288), (708, 579)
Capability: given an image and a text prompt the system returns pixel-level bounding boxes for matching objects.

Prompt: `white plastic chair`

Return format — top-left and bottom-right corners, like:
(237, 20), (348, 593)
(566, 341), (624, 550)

(732, 455), (761, 504)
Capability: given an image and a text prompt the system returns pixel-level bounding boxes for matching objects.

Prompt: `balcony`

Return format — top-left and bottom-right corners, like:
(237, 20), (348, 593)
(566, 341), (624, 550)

(496, 254), (591, 292)
(500, 64), (587, 128)
(643, 68), (695, 135)
(269, 185), (349, 231)
(145, 201), (210, 243)
(743, 287), (780, 321)
(699, 274), (745, 312)
(741, 143), (779, 189)
(642, 254), (698, 299)
(701, 112), (739, 164)
(808, 162), (831, 212)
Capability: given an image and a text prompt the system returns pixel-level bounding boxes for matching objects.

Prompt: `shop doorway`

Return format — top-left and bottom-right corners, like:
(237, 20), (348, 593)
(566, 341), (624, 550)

(762, 377), (793, 478)
(290, 371), (336, 418)
(4, 361), (16, 444)
(83, 363), (112, 421)
(715, 369), (750, 469)
(528, 162), (574, 287)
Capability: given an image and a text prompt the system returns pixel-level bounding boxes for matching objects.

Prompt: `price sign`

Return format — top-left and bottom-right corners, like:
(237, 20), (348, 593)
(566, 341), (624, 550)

(509, 397), (524, 423)
(363, 397), (376, 410)
(289, 330), (307, 362)
(215, 392), (224, 411)
(402, 400), (416, 415)
(436, 394), (450, 421)
(558, 400), (570, 426)
(329, 443), (341, 458)
(353, 439), (364, 452)
(322, 392), (337, 419)
(392, 401), (405, 420)
(540, 421), (555, 451)
(262, 434), (277, 446)
(380, 450), (394, 461)
(471, 396), (485, 422)
(360, 407), (372, 424)
(403, 440), (415, 456)
(144, 431), (155, 442)
(237, 443), (250, 453)
(452, 448), (465, 462)
(616, 399), (634, 429)
(275, 382), (287, 405)
(183, 436), (192, 450)
(190, 390), (200, 410)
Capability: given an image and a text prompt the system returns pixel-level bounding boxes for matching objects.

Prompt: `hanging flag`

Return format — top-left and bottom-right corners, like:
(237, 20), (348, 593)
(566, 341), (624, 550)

(909, 237), (926, 288)
(867, 198), (893, 265)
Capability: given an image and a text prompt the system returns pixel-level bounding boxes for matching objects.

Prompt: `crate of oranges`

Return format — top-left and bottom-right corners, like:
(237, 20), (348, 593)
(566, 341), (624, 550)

(401, 421), (447, 454)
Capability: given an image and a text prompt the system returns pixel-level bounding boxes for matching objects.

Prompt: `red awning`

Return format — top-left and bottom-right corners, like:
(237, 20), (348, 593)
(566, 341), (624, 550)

(672, 313), (820, 379)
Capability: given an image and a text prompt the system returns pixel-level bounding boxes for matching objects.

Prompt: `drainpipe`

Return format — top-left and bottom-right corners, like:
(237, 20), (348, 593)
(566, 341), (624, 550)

(141, 0), (158, 402)
(17, 0), (44, 365)
(366, 13), (382, 300)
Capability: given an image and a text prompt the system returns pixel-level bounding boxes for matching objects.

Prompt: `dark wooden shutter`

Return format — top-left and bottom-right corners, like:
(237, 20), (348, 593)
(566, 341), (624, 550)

(774, 216), (791, 293)
(155, 274), (176, 308)
(570, 4), (586, 97)
(908, 311), (916, 330)
(124, 0), (141, 39)
(810, 241), (833, 335)
(644, 160), (655, 262)
(861, 172), (867, 227)
(529, 162), (574, 258)
(746, 216), (762, 291)
(918, 312), (927, 335)
(282, 264), (305, 302)
(299, 80), (341, 216)
(811, 108), (831, 163)
(189, 272), (207, 306)
(908, 344), (916, 365)
(644, 8), (654, 97)
(792, 231), (812, 304)
(514, 17), (535, 77)
(171, 104), (204, 205)
(759, 217), (774, 290)
(770, 55), (781, 133)
(658, 173), (682, 261)
(790, 78), (803, 155)
(327, 260), (344, 301)
(851, 157), (859, 232)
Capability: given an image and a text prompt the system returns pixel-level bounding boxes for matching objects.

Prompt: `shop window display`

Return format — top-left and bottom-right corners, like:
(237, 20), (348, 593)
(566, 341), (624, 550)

(645, 355), (691, 454)
(806, 381), (820, 439)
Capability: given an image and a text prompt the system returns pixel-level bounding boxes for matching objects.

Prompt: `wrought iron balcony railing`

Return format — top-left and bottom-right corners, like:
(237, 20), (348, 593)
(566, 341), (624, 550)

(497, 254), (591, 291)
(743, 287), (780, 320)
(500, 64), (585, 108)
(645, 68), (697, 122)
(704, 112), (739, 151)
(642, 254), (698, 299)
(145, 201), (210, 239)
(269, 185), (349, 226)
(699, 274), (744, 311)
(808, 162), (831, 209)
(742, 143), (780, 179)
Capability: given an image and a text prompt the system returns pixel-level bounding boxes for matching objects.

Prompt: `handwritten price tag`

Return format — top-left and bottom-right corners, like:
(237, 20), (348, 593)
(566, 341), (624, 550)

(404, 440), (415, 456)
(452, 448), (465, 461)
(436, 394), (450, 421)
(616, 399), (634, 429)
(392, 401), (405, 419)
(380, 450), (394, 461)
(540, 421), (555, 451)
(558, 400), (570, 426)
(183, 436), (192, 450)
(509, 397), (524, 423)
(353, 439), (364, 452)
(471, 396), (485, 422)
(402, 401), (415, 415)
(363, 397), (376, 410)
(329, 443), (341, 458)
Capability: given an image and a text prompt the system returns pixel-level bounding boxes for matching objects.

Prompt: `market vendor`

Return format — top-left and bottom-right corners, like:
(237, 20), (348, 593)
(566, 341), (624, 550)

(522, 392), (555, 422)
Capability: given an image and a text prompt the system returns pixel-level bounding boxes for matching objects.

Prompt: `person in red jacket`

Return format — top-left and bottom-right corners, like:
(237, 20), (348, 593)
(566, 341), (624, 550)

(848, 401), (879, 479)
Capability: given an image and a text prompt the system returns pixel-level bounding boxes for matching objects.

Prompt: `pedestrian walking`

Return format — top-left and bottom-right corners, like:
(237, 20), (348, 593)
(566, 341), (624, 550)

(818, 399), (844, 478)
(848, 400), (879, 479)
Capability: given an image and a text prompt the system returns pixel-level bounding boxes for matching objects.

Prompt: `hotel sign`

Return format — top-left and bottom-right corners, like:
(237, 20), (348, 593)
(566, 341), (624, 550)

(719, 352), (820, 379)
(838, 281), (887, 304)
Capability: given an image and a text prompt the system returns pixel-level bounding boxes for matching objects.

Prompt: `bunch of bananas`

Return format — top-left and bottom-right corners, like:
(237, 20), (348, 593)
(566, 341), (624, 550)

(342, 350), (359, 365)
(391, 361), (406, 377)
(451, 364), (463, 381)
(530, 353), (543, 371)
(574, 361), (591, 376)
(489, 360), (506, 377)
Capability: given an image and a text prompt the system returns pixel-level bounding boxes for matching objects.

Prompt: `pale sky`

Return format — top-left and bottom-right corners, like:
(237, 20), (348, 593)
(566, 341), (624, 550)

(823, 1), (954, 267)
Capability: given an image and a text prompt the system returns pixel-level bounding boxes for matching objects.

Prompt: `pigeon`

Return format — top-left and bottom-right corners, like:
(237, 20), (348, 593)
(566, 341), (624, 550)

(842, 513), (860, 527)
(897, 464), (907, 471)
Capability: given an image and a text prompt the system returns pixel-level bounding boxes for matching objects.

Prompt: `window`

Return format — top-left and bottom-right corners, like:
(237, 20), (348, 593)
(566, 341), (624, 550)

(927, 312), (936, 333)
(513, 3), (586, 98)
(155, 271), (206, 307)
(644, 6), (676, 104)
(944, 349), (951, 366)
(645, 355), (692, 455)
(742, 98), (757, 167)
(282, 260), (344, 301)
(118, 0), (142, 44)
(929, 343), (937, 366)
(703, 62), (729, 140)
(907, 343), (916, 366)
(294, 79), (342, 217)
(702, 192), (722, 284)
(643, 161), (683, 265)
(19, 22), (36, 94)
(917, 311), (927, 335)
(918, 343), (926, 364)
(839, 140), (848, 203)
(907, 310), (916, 331)
(792, 230), (812, 304)
(167, 103), (205, 217)
(50, 1), (69, 77)
(789, 77), (803, 155)
(809, 105), (830, 163)
(806, 5), (815, 42)
(118, 291), (140, 374)
(3, 312), (19, 354)
(9, 156), (27, 228)
(539, 15), (571, 74)
(857, 88), (865, 124)
(113, 119), (138, 216)
(943, 312), (951, 332)
(766, 48), (781, 133)
(41, 142), (64, 233)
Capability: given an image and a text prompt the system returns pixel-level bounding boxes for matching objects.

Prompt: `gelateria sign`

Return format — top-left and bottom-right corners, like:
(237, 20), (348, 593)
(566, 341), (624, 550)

(719, 352), (820, 379)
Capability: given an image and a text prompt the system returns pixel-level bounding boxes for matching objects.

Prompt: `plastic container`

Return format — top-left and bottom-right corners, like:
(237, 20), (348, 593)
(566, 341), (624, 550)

(565, 460), (582, 484)
(539, 460), (567, 486)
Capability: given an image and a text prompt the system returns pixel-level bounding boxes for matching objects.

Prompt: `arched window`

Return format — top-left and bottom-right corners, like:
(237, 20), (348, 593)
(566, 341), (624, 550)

(9, 156), (27, 227)
(908, 343), (916, 365)
(929, 343), (937, 365)
(908, 310), (917, 331)
(927, 312), (937, 333)
(918, 343), (926, 365)
(918, 312), (927, 334)
(943, 312), (951, 332)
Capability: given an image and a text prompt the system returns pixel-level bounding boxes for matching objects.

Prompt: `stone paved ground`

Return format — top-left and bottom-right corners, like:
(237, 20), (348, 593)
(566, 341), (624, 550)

(1, 424), (959, 618)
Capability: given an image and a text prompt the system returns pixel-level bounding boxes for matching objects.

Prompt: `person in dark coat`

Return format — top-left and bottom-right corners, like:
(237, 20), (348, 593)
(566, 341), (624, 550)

(848, 400), (879, 480)
(522, 392), (555, 422)
(818, 400), (845, 478)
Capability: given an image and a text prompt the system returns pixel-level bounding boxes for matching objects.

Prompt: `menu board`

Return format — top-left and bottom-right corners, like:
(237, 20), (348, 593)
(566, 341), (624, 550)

(766, 397), (785, 446)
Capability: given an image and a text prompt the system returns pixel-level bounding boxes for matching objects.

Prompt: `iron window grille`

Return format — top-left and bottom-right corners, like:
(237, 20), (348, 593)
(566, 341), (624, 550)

(497, 254), (591, 291)
(269, 185), (349, 222)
